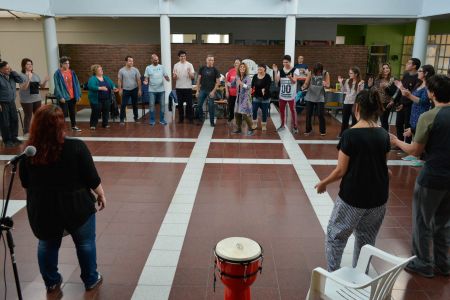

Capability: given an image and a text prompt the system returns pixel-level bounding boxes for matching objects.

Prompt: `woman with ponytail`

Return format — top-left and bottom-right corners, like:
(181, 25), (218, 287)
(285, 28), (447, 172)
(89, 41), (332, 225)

(315, 89), (391, 272)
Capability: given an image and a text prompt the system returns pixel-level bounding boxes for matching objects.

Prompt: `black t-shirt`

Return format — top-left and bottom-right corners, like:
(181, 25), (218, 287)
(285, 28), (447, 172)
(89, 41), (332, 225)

(279, 68), (295, 79)
(199, 66), (220, 92)
(337, 127), (390, 209)
(19, 138), (101, 240)
(251, 73), (272, 99)
(400, 72), (420, 106)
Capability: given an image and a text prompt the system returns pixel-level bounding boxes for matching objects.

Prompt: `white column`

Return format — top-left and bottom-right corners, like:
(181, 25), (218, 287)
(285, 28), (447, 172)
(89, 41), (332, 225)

(284, 15), (296, 61)
(412, 18), (430, 64)
(160, 14), (172, 105)
(43, 17), (59, 93)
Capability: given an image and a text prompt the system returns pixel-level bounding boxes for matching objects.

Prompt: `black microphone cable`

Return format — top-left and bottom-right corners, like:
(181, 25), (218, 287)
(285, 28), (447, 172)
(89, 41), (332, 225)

(1, 164), (9, 299)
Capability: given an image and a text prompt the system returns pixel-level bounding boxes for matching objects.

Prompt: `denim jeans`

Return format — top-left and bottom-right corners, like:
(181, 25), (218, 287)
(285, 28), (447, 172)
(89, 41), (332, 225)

(197, 89), (215, 125)
(252, 97), (269, 122)
(37, 214), (99, 289)
(149, 91), (166, 123)
(120, 88), (139, 122)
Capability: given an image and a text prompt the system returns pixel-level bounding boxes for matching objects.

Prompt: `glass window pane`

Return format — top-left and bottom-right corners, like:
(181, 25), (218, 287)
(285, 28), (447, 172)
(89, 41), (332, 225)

(444, 57), (450, 69)
(438, 57), (444, 68)
(404, 36), (408, 44)
(436, 35), (442, 44)
(427, 45), (437, 57)
(445, 46), (450, 56)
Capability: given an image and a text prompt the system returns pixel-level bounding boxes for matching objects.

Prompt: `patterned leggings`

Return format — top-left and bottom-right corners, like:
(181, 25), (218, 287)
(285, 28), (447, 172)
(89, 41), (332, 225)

(326, 196), (386, 272)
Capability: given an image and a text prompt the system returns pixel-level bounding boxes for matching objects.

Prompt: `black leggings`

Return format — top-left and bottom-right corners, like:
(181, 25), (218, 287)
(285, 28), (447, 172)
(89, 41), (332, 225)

(59, 98), (77, 127)
(340, 104), (356, 136)
(227, 96), (236, 122)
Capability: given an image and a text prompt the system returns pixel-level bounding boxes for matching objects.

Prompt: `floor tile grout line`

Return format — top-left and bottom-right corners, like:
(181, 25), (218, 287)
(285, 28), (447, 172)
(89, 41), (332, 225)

(270, 104), (358, 269)
(131, 120), (214, 300)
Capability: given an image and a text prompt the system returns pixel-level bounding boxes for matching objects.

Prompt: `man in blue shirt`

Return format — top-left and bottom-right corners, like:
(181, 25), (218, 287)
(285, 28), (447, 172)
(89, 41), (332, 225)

(144, 54), (170, 125)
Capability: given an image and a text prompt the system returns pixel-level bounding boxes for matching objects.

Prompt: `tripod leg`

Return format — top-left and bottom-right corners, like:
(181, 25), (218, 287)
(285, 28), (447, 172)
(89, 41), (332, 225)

(6, 230), (23, 300)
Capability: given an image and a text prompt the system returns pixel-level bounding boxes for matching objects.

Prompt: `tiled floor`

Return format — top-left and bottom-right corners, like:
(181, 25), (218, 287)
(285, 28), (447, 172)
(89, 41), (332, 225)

(0, 105), (448, 300)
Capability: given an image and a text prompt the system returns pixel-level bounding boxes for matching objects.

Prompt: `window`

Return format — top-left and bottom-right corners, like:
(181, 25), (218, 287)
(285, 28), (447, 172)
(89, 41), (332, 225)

(200, 34), (230, 44)
(171, 34), (196, 44)
(336, 36), (345, 45)
(401, 34), (450, 75)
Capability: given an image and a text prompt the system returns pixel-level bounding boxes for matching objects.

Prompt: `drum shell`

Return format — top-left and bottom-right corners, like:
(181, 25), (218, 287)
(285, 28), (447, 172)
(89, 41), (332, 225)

(215, 254), (263, 289)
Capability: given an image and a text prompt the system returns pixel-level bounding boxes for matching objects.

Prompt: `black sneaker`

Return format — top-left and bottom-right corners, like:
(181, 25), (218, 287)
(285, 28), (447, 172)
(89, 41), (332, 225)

(85, 274), (103, 291)
(4, 141), (16, 148)
(12, 138), (23, 145)
(405, 261), (434, 278)
(232, 129), (242, 134)
(72, 126), (82, 132)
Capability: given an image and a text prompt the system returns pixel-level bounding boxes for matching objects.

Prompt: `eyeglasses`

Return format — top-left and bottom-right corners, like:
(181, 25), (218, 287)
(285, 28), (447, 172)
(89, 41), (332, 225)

(418, 70), (424, 73)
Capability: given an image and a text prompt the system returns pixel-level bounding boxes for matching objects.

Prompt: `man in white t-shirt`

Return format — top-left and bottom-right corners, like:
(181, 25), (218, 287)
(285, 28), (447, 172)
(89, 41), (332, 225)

(173, 50), (195, 123)
(144, 54), (170, 125)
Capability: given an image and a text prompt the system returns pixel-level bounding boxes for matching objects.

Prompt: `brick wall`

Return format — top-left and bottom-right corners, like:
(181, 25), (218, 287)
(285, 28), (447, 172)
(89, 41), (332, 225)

(59, 44), (368, 85)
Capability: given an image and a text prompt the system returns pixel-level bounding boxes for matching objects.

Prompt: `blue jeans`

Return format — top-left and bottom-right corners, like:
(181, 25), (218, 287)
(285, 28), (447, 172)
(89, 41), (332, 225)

(37, 214), (99, 289)
(149, 91), (166, 123)
(120, 88), (139, 122)
(197, 90), (215, 125)
(252, 97), (270, 122)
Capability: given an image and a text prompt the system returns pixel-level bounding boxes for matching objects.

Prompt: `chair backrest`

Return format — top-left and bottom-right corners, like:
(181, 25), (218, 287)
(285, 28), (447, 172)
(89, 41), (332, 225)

(367, 256), (414, 300)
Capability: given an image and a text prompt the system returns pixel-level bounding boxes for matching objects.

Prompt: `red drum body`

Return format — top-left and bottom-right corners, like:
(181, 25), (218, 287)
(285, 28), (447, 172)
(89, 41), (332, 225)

(214, 237), (263, 300)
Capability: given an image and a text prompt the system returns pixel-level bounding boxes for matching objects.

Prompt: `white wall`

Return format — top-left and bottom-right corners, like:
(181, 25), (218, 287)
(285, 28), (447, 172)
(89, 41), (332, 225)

(49, 0), (160, 17)
(0, 0), (51, 15)
(420, 0), (450, 17)
(297, 0), (422, 18)
(44, 0), (424, 18)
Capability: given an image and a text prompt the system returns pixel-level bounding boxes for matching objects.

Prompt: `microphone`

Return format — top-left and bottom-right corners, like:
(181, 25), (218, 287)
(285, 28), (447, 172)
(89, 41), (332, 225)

(6, 145), (37, 166)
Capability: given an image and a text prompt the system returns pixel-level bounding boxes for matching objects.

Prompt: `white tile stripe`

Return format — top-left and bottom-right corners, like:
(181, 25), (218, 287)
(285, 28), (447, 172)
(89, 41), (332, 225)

(0, 155), (412, 166)
(270, 104), (358, 268)
(79, 137), (197, 143)
(131, 120), (214, 300)
(0, 200), (27, 217)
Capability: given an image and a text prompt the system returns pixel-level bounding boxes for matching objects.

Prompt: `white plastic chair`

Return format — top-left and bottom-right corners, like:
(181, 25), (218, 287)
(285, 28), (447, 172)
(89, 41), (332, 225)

(306, 245), (415, 300)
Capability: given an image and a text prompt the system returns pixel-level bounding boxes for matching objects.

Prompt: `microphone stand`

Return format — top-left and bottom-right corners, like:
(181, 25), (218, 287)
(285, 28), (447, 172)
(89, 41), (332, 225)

(1, 160), (23, 300)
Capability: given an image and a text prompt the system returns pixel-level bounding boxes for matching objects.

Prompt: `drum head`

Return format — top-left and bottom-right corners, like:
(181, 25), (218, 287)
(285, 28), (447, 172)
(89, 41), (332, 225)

(215, 237), (261, 262)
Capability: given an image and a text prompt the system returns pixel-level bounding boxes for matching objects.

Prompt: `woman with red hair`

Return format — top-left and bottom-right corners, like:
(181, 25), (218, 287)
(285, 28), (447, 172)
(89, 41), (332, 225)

(19, 104), (105, 295)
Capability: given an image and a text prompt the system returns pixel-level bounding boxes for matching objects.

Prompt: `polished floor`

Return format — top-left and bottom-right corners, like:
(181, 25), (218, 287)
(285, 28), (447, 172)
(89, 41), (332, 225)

(0, 106), (448, 300)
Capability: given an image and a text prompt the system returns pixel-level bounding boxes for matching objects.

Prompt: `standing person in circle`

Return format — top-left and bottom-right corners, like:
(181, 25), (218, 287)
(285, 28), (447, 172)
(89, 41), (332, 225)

(0, 60), (24, 147)
(390, 75), (450, 278)
(118, 56), (142, 125)
(373, 63), (397, 132)
(273, 55), (298, 134)
(19, 58), (49, 136)
(19, 105), (106, 295)
(338, 66), (365, 138)
(144, 54), (170, 126)
(396, 65), (435, 165)
(251, 63), (272, 131)
(53, 56), (82, 132)
(87, 64), (118, 130)
(395, 58), (421, 144)
(195, 55), (220, 127)
(173, 50), (195, 124)
(231, 63), (254, 136)
(315, 89), (390, 272)
(302, 62), (330, 136)
(225, 58), (241, 124)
